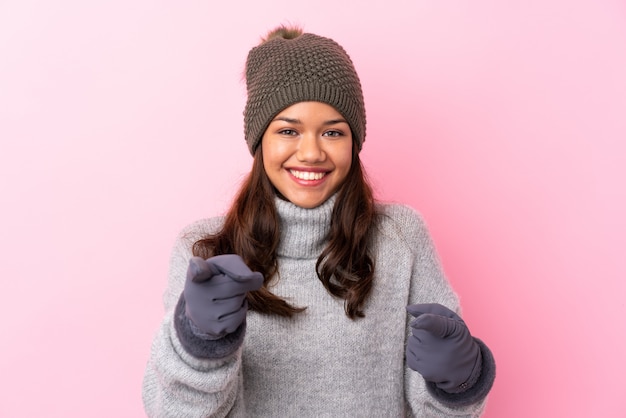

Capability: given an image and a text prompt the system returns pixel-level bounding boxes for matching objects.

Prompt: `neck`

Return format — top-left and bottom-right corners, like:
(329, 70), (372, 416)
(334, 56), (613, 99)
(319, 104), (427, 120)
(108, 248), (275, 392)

(275, 195), (335, 259)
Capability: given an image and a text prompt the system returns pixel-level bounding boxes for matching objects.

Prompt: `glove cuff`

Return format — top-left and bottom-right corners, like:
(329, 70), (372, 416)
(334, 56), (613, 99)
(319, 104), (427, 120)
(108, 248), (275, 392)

(174, 294), (246, 359)
(426, 337), (496, 407)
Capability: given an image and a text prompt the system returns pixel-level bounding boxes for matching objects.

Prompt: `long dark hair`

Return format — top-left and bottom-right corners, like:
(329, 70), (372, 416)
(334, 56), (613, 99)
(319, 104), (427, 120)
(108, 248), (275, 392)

(192, 145), (379, 319)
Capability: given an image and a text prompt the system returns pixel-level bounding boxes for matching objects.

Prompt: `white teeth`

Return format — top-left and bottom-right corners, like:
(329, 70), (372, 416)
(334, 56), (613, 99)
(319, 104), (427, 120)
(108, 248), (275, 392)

(290, 170), (326, 180)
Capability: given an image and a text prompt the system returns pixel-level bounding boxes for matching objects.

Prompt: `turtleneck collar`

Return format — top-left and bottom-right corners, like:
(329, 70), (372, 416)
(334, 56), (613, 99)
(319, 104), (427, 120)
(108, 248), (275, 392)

(275, 195), (336, 259)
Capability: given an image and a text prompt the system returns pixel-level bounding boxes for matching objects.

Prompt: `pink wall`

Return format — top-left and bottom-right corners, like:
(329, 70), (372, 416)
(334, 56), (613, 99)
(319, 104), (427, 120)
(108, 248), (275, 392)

(1, 1), (625, 416)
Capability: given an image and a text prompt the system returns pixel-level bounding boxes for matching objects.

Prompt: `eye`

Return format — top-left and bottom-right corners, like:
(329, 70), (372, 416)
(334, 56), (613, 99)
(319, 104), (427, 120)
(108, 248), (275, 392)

(278, 129), (298, 136)
(322, 130), (344, 138)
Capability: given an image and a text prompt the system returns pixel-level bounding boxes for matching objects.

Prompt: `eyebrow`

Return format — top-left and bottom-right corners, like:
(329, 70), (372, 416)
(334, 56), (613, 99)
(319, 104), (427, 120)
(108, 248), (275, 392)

(271, 116), (348, 125)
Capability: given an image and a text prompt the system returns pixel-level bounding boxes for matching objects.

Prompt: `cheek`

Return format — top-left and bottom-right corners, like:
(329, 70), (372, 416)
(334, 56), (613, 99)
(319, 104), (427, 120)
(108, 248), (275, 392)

(261, 144), (278, 171)
(262, 140), (289, 170)
(336, 145), (353, 174)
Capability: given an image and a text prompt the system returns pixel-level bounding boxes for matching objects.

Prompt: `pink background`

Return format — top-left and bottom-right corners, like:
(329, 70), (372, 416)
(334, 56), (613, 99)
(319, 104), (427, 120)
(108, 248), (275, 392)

(1, 1), (625, 416)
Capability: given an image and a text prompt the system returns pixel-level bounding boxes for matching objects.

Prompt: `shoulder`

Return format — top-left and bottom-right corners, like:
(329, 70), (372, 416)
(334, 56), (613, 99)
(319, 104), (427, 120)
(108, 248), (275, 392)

(170, 215), (226, 257)
(377, 202), (425, 224)
(375, 202), (431, 242)
(178, 216), (226, 243)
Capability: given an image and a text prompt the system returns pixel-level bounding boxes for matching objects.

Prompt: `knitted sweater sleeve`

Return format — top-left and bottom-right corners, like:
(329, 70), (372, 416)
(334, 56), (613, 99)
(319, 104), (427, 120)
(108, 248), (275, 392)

(142, 218), (245, 418)
(391, 206), (495, 417)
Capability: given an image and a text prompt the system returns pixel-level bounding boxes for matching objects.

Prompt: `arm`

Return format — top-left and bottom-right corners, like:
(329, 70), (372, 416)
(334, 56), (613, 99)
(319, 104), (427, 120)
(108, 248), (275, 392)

(400, 208), (495, 416)
(142, 220), (249, 418)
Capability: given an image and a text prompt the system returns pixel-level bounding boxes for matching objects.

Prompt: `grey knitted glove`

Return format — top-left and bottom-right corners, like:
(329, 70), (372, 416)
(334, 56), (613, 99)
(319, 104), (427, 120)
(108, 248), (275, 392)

(406, 303), (482, 393)
(183, 254), (263, 339)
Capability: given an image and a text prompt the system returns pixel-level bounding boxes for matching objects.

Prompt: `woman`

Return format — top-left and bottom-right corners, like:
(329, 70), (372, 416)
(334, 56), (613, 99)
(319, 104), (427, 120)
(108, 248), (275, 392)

(143, 25), (496, 417)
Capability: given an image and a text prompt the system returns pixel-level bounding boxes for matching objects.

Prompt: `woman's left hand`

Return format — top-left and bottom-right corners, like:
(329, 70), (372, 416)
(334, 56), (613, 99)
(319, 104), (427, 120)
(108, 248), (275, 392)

(406, 303), (482, 393)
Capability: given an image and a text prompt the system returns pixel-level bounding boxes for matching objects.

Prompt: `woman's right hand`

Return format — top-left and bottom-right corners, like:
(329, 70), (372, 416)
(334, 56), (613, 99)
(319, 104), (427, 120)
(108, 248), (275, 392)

(183, 254), (264, 339)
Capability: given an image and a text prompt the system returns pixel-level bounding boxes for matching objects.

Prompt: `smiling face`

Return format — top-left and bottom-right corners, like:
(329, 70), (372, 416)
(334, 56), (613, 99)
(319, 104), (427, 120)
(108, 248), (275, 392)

(261, 101), (353, 209)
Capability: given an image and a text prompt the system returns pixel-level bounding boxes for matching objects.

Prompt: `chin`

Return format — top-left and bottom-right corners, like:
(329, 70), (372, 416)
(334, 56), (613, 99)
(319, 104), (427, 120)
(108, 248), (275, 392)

(290, 196), (328, 209)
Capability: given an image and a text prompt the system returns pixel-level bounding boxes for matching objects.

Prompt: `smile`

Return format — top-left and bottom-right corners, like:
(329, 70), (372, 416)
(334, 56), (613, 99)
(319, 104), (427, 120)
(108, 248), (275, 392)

(289, 170), (327, 181)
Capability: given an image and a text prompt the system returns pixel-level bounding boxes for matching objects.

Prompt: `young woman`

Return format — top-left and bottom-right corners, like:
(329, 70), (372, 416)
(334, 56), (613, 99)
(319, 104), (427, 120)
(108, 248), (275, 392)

(142, 26), (496, 417)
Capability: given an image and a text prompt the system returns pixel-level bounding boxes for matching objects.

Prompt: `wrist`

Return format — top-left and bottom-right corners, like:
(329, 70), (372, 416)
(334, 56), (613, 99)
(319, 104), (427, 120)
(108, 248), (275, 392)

(187, 317), (234, 341)
(174, 294), (246, 359)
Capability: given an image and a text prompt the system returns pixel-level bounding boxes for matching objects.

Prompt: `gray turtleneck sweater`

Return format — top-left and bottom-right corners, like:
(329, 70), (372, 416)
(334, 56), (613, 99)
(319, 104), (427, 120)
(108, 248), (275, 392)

(142, 196), (495, 417)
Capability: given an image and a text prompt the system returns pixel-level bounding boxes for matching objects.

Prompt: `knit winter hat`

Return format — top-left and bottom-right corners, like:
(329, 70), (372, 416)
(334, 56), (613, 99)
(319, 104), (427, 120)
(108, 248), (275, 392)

(244, 27), (366, 155)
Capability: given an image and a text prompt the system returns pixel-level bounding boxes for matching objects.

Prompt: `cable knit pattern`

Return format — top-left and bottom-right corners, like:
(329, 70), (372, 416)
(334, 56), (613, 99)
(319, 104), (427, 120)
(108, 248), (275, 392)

(142, 198), (495, 417)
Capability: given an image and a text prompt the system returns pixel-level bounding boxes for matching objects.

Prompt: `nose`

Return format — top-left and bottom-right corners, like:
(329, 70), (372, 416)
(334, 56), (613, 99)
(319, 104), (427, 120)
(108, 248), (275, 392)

(295, 133), (325, 162)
